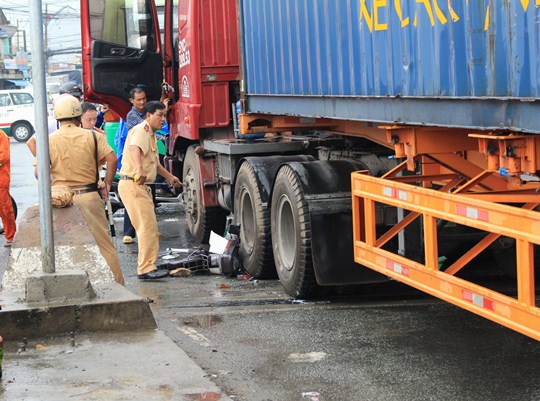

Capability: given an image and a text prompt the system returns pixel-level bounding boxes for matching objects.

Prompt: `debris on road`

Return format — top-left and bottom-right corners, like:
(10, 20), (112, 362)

(302, 391), (321, 401)
(157, 230), (243, 277)
(170, 267), (192, 277)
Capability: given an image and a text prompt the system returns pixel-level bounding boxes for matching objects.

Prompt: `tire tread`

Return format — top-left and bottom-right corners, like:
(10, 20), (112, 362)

(235, 162), (276, 279)
(272, 165), (318, 298)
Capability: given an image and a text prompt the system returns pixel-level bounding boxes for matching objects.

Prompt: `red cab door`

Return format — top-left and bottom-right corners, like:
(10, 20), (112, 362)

(81, 0), (163, 117)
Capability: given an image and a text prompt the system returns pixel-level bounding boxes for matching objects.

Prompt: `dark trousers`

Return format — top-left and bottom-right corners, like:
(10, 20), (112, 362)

(155, 154), (167, 190)
(123, 209), (136, 237)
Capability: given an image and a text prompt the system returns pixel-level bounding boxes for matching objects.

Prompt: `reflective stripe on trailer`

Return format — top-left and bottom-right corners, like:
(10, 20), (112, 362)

(456, 205), (489, 221)
(383, 186), (409, 200)
(462, 290), (495, 311)
(386, 260), (410, 276)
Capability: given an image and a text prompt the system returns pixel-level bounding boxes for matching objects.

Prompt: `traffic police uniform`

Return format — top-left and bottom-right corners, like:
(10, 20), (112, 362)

(118, 120), (160, 276)
(0, 131), (16, 244)
(47, 119), (125, 285)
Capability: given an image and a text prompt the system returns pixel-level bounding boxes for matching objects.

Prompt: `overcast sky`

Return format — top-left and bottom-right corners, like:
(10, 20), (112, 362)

(2, 1), (81, 62)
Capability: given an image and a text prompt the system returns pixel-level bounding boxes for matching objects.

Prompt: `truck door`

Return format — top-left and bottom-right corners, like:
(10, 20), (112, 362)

(81, 0), (163, 117)
(163, 0), (179, 103)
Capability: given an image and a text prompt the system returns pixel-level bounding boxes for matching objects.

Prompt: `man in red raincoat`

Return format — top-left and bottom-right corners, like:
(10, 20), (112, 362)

(0, 131), (16, 247)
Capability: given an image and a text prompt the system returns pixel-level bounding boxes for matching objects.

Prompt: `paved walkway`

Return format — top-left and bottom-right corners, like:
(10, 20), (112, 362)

(0, 330), (232, 401)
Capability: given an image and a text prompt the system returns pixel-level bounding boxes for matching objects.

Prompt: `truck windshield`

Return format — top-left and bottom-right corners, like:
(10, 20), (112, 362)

(89, 0), (158, 52)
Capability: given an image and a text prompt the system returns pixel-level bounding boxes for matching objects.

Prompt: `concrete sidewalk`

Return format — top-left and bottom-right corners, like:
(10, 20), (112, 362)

(0, 284), (157, 338)
(0, 329), (233, 401)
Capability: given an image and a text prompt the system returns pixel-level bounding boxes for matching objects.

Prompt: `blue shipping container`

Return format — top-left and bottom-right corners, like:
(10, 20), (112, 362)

(239, 0), (540, 133)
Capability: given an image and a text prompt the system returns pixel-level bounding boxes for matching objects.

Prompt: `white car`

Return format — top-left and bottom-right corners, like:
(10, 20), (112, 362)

(0, 89), (36, 142)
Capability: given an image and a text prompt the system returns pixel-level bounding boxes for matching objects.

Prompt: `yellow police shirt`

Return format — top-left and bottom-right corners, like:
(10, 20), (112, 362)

(48, 124), (113, 187)
(119, 120), (158, 183)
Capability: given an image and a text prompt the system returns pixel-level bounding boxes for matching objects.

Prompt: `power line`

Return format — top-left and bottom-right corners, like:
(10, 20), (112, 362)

(2, 0), (83, 69)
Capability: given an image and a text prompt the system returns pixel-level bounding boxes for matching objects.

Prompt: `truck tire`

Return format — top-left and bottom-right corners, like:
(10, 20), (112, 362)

(11, 122), (33, 142)
(182, 145), (226, 244)
(234, 162), (276, 278)
(271, 165), (317, 298)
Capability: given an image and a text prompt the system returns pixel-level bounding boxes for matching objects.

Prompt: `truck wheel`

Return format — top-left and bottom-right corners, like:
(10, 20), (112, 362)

(11, 122), (33, 142)
(271, 165), (317, 298)
(182, 145), (226, 244)
(234, 162), (276, 278)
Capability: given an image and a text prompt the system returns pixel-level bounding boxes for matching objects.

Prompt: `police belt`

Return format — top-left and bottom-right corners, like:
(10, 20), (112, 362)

(120, 176), (158, 185)
(69, 184), (98, 195)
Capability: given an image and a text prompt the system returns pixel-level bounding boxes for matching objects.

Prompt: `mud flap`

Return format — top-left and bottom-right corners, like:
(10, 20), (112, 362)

(310, 212), (385, 285)
(286, 160), (386, 286)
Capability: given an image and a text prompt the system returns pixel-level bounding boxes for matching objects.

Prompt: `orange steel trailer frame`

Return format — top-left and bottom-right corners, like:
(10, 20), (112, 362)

(351, 137), (540, 340)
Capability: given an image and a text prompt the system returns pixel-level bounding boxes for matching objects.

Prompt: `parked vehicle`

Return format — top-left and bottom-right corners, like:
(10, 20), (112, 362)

(0, 89), (36, 142)
(81, 0), (540, 341)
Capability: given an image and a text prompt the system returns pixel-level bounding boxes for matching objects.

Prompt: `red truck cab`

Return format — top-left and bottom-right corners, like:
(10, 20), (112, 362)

(169, 0), (239, 142)
(81, 0), (239, 144)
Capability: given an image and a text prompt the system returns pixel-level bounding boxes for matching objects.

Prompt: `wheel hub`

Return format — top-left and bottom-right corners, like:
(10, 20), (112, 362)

(239, 187), (255, 254)
(14, 126), (29, 140)
(183, 167), (198, 225)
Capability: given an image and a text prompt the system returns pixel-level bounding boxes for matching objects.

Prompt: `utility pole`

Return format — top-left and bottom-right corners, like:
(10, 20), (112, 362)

(29, 0), (55, 273)
(44, 3), (48, 73)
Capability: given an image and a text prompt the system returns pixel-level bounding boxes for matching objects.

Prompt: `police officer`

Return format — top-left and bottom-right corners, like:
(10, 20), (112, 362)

(27, 84), (84, 157)
(37, 95), (125, 285)
(118, 101), (181, 280)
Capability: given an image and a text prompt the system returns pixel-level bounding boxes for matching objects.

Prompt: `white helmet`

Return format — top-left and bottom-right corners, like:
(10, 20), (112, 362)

(54, 94), (82, 119)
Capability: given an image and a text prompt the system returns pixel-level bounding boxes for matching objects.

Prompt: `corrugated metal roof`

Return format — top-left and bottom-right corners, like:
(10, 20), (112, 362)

(0, 9), (9, 26)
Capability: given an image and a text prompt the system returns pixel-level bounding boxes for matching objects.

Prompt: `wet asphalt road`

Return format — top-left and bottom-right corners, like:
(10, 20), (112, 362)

(3, 139), (540, 401)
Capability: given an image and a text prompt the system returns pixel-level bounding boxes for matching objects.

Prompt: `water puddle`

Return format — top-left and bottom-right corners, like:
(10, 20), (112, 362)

(166, 298), (326, 309)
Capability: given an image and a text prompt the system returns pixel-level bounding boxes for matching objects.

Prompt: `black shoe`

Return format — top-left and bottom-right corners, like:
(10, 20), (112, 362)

(138, 269), (170, 280)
